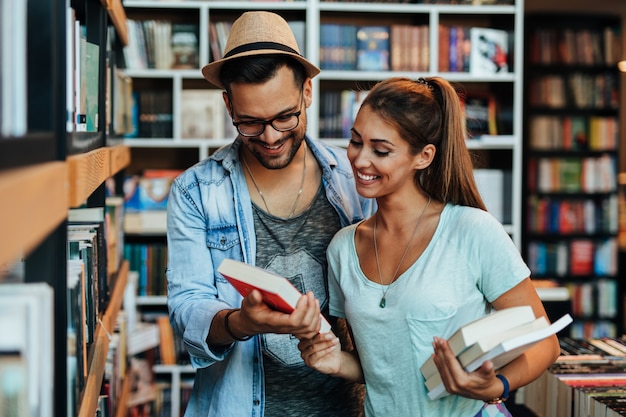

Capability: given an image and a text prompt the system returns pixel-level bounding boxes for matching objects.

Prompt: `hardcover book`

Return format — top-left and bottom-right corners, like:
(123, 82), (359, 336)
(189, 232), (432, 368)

(217, 258), (332, 333)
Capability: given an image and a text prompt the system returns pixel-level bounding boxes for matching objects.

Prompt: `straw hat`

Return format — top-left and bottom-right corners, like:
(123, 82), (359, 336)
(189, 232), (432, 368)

(201, 11), (320, 88)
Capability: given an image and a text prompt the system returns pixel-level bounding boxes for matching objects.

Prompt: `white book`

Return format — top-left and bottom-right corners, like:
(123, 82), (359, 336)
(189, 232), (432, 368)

(473, 169), (504, 223)
(0, 283), (54, 417)
(427, 313), (573, 400)
(457, 316), (550, 367)
(469, 27), (509, 75)
(180, 89), (225, 140)
(0, 0), (27, 136)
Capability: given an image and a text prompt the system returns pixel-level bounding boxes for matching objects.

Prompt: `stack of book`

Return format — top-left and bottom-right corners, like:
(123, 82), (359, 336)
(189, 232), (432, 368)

(420, 306), (572, 400)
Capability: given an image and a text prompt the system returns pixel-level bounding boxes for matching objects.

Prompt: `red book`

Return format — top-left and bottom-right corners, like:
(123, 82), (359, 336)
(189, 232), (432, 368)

(217, 258), (332, 333)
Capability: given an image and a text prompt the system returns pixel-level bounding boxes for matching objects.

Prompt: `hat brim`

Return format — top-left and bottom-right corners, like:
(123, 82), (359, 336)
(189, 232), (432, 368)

(201, 49), (321, 89)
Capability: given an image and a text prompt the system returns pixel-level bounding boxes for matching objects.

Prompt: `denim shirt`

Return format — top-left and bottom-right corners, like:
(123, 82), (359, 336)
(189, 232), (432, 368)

(166, 136), (374, 417)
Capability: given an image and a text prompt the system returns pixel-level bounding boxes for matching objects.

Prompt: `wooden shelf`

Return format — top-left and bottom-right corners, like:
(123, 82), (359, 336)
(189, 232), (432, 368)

(110, 144), (131, 176)
(0, 161), (68, 268)
(68, 147), (111, 207)
(78, 260), (130, 417)
(100, 0), (129, 46)
(114, 371), (132, 417)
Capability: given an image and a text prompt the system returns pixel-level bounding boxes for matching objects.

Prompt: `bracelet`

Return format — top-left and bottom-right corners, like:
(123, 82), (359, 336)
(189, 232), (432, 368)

(224, 308), (252, 342)
(485, 374), (510, 404)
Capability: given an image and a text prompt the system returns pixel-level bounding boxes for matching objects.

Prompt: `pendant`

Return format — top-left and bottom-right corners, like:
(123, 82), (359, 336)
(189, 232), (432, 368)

(379, 297), (386, 308)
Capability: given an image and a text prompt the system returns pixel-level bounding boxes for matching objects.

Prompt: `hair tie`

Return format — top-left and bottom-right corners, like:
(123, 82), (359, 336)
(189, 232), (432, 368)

(416, 77), (433, 90)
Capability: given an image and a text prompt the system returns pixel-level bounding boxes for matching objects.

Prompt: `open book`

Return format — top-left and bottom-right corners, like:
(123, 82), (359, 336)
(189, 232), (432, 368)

(425, 313), (573, 400)
(217, 258), (332, 333)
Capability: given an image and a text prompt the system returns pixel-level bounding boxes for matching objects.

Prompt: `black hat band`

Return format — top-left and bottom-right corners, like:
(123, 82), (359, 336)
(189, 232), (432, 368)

(224, 41), (301, 59)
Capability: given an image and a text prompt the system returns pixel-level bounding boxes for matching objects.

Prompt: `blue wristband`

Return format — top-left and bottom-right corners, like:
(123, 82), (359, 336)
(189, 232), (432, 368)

(497, 374), (510, 400)
(486, 374), (510, 404)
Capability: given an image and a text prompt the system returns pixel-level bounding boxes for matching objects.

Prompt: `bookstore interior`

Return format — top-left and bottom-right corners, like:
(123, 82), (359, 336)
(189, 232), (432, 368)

(1, 0), (625, 416)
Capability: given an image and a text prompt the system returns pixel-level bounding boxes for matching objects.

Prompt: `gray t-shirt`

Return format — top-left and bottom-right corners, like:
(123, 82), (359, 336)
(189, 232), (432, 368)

(252, 184), (364, 417)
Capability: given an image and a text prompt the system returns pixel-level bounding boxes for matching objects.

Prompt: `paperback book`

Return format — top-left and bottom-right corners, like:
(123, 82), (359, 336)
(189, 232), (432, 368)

(217, 258), (332, 333)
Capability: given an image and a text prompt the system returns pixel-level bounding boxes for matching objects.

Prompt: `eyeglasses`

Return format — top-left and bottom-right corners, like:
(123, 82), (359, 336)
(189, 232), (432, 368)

(231, 92), (304, 137)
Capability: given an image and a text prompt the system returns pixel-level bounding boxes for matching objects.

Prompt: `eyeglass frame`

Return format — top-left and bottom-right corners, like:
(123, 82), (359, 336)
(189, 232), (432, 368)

(229, 90), (304, 137)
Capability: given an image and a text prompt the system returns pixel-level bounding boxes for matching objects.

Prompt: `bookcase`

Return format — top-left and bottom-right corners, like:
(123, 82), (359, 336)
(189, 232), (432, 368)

(522, 13), (622, 339)
(117, 0), (525, 414)
(0, 0), (131, 416)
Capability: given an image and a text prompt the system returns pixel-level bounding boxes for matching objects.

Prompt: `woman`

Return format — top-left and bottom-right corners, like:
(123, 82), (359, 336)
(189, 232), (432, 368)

(298, 77), (560, 416)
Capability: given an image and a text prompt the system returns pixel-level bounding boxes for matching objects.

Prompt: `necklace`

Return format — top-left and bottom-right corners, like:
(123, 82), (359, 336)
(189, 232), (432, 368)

(242, 142), (307, 219)
(373, 196), (432, 308)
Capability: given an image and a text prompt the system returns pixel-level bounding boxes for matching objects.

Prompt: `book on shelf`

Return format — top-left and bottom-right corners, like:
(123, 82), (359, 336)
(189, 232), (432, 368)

(0, 282), (54, 417)
(469, 27), (509, 75)
(425, 313), (572, 400)
(0, 353), (28, 417)
(84, 40), (100, 132)
(180, 89), (225, 140)
(217, 258), (332, 333)
(170, 23), (198, 69)
(67, 258), (88, 411)
(463, 93), (497, 138)
(156, 315), (177, 365)
(68, 207), (110, 312)
(473, 169), (505, 224)
(123, 169), (183, 213)
(127, 321), (160, 357)
(356, 26), (390, 72)
(523, 345), (626, 417)
(0, 0), (27, 137)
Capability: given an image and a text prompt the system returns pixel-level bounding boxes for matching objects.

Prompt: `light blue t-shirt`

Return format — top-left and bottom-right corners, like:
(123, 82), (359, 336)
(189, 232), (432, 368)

(328, 203), (531, 417)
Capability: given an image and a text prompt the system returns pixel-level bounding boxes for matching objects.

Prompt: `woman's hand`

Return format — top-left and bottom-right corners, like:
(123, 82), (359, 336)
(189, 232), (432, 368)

(432, 336), (505, 402)
(298, 332), (343, 375)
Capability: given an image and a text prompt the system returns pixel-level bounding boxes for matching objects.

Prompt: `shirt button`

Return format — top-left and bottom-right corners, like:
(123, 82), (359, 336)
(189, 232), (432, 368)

(253, 400), (260, 406)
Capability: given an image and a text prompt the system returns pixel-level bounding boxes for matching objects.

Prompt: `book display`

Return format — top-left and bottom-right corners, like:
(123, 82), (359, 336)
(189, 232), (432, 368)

(119, 0), (524, 414)
(521, 336), (626, 417)
(522, 13), (622, 339)
(0, 0), (131, 416)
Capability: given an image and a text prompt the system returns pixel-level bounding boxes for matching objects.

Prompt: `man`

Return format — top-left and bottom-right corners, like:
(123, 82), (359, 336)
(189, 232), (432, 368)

(166, 11), (374, 417)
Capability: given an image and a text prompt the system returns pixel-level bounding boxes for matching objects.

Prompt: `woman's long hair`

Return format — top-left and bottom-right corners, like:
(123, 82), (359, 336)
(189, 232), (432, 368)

(360, 76), (486, 210)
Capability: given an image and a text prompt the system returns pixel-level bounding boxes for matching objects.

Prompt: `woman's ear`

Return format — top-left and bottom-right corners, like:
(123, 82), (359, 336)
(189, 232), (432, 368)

(414, 144), (436, 170)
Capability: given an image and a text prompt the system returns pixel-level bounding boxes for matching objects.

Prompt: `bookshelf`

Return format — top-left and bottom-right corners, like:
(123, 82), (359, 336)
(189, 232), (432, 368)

(0, 0), (130, 416)
(117, 0), (525, 414)
(120, 0), (525, 242)
(522, 13), (622, 338)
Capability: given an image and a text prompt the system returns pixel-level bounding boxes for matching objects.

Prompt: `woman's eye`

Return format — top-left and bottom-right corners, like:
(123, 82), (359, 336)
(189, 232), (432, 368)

(348, 139), (362, 147)
(374, 149), (390, 157)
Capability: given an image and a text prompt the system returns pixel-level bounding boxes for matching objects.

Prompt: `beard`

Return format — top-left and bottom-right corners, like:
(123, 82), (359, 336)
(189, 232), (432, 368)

(243, 129), (306, 170)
